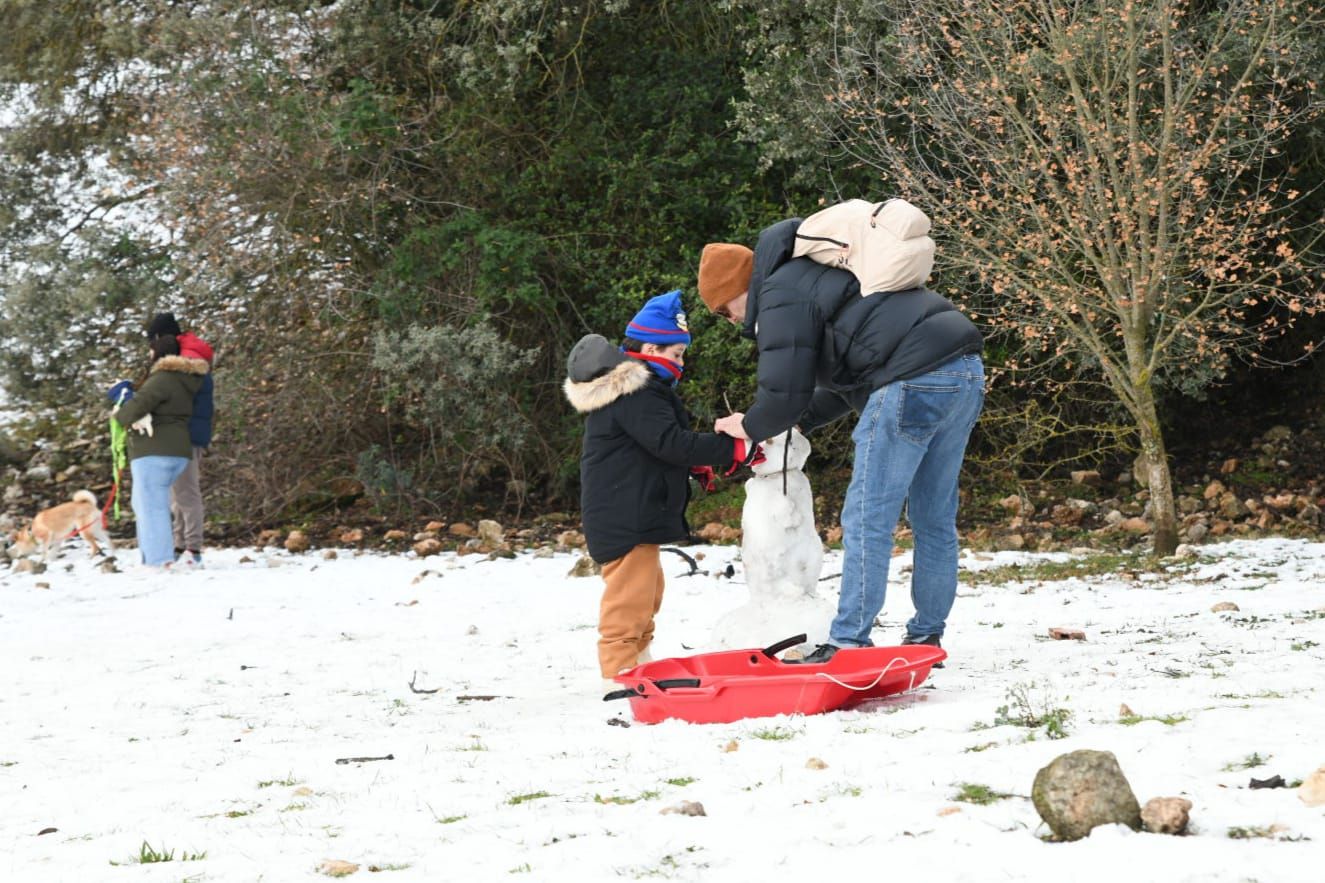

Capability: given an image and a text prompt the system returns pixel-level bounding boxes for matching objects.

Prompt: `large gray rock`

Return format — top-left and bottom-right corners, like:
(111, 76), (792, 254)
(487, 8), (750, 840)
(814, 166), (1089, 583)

(1032, 750), (1141, 841)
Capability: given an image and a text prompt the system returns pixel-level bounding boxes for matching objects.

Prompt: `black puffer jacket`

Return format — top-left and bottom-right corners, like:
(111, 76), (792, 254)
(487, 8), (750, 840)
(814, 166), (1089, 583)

(564, 335), (737, 564)
(740, 219), (984, 442)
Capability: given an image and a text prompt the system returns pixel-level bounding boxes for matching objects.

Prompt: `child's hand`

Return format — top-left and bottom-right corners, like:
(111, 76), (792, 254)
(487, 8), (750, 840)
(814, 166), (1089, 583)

(689, 465), (717, 493)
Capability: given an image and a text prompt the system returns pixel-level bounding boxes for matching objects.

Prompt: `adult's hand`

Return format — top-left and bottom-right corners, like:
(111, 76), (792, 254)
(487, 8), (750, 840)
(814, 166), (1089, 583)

(714, 412), (749, 440)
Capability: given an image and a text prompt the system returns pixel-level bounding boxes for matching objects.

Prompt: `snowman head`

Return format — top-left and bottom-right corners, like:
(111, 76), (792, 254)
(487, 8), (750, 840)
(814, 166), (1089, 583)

(751, 427), (811, 475)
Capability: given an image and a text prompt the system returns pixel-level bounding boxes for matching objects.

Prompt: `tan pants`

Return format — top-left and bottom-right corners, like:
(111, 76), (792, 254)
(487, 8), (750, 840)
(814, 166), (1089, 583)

(170, 446), (205, 551)
(598, 544), (665, 677)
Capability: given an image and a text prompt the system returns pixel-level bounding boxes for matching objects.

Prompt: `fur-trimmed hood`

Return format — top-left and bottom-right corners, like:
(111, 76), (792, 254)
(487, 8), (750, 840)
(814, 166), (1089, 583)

(564, 358), (650, 413)
(150, 354), (210, 376)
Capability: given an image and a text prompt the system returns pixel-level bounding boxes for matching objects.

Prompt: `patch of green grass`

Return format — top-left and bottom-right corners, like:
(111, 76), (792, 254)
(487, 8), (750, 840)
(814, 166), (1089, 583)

(993, 683), (1072, 739)
(1223, 752), (1270, 772)
(109, 841), (206, 866)
(509, 863), (533, 874)
(594, 789), (660, 805)
(457, 740), (488, 752)
(1230, 466), (1279, 486)
(1291, 640), (1319, 651)
(368, 863), (412, 872)
(507, 791), (553, 805)
(280, 802), (310, 813)
(0, 761), (16, 767)
(964, 741), (999, 753)
(664, 777), (696, 787)
(224, 809), (254, 818)
(749, 726), (798, 741)
(1216, 690), (1287, 700)
(257, 774), (299, 788)
(960, 553), (1143, 586)
(684, 485), (743, 525)
(1119, 712), (1189, 726)
(1227, 824), (1309, 841)
(953, 782), (1014, 805)
(434, 814), (466, 824)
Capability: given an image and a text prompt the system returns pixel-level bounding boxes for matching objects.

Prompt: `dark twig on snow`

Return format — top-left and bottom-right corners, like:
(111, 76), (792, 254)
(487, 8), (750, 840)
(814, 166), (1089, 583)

(662, 546), (702, 576)
(408, 671), (440, 694)
(819, 572), (842, 582)
(335, 754), (394, 765)
(456, 695), (506, 702)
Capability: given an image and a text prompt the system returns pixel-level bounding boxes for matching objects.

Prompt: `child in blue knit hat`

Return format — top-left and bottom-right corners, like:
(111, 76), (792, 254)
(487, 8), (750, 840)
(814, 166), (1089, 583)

(564, 290), (764, 689)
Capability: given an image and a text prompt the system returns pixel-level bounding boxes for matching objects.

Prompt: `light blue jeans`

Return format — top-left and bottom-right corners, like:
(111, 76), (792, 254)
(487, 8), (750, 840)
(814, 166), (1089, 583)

(131, 455), (190, 566)
(830, 354), (985, 647)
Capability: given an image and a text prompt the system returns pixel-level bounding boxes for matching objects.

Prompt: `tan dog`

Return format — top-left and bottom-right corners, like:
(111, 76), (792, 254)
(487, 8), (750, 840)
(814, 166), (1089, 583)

(11, 490), (113, 560)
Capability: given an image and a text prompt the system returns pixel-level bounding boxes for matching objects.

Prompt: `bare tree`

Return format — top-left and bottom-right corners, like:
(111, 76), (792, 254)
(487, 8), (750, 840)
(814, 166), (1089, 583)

(817, 0), (1323, 554)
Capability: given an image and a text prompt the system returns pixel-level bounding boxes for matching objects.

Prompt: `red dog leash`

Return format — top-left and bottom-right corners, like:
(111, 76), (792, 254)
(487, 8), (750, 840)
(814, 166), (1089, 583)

(61, 480), (120, 539)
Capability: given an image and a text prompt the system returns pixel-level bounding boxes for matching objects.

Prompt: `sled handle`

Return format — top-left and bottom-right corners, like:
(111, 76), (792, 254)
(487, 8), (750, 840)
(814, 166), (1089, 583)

(602, 678), (702, 702)
(653, 678), (702, 690)
(761, 634), (808, 659)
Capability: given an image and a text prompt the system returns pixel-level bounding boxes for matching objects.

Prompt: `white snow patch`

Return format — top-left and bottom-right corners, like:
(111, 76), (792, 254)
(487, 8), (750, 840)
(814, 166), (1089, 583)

(0, 538), (1322, 881)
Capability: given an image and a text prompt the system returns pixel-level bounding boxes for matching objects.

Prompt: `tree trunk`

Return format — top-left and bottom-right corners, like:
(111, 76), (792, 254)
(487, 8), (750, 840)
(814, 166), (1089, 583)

(1135, 394), (1179, 556)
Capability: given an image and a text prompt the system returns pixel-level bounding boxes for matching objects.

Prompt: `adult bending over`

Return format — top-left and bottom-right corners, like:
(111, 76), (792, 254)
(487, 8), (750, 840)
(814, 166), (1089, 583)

(698, 216), (984, 663)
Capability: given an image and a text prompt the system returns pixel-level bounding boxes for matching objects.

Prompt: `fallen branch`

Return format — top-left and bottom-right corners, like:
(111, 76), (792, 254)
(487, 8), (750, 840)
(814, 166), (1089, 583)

(408, 671), (440, 694)
(335, 754), (394, 765)
(662, 546), (702, 577)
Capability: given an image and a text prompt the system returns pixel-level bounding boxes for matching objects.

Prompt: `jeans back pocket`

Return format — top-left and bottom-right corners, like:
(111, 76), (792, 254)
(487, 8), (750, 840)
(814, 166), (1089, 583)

(897, 382), (960, 444)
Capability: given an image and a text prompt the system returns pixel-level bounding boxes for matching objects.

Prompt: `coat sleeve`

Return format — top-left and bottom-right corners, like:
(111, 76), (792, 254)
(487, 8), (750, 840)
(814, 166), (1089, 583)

(741, 295), (824, 442)
(113, 373), (169, 426)
(615, 389), (736, 468)
(799, 388), (855, 434)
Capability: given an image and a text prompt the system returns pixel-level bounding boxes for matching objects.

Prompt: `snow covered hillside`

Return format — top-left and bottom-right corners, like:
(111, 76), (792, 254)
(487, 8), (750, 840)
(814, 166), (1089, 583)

(2, 539), (1323, 882)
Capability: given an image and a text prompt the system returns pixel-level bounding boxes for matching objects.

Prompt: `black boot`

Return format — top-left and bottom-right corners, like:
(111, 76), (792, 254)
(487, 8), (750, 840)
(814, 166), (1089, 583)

(788, 643), (840, 664)
(902, 633), (944, 668)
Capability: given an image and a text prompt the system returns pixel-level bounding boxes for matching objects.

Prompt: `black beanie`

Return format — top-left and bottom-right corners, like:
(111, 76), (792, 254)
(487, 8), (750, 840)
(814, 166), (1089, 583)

(146, 312), (182, 340)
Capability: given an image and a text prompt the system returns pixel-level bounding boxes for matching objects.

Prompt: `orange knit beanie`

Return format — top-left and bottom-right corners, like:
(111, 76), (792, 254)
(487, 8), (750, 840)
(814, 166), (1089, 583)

(697, 243), (755, 312)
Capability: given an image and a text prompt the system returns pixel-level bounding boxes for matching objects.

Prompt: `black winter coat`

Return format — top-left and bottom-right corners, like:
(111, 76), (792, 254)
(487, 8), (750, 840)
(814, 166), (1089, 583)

(740, 219), (984, 442)
(564, 339), (737, 564)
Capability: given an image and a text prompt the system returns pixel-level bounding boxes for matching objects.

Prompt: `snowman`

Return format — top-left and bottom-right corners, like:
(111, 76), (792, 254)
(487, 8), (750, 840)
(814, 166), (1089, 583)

(711, 428), (835, 650)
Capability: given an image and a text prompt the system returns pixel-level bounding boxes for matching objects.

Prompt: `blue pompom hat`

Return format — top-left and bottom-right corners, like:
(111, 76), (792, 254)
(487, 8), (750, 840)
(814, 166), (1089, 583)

(625, 290), (691, 346)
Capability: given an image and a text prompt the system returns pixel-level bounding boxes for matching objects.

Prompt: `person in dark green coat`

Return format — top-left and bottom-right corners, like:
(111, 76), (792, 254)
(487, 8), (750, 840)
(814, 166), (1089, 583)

(109, 335), (209, 568)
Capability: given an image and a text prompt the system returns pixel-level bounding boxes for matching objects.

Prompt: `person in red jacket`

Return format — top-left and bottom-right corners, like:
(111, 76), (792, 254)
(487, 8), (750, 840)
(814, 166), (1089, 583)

(146, 313), (215, 567)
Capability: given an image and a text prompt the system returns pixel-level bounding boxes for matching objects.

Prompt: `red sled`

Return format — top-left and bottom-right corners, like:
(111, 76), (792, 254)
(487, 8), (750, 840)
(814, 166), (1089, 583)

(604, 634), (945, 725)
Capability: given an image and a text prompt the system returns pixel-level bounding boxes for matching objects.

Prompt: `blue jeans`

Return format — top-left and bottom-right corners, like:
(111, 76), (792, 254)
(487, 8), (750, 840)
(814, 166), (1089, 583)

(830, 354), (985, 647)
(131, 455), (190, 566)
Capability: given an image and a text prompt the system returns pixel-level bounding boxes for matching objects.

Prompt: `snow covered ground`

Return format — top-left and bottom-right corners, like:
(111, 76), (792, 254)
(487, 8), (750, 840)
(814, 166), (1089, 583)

(2, 537), (1323, 882)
